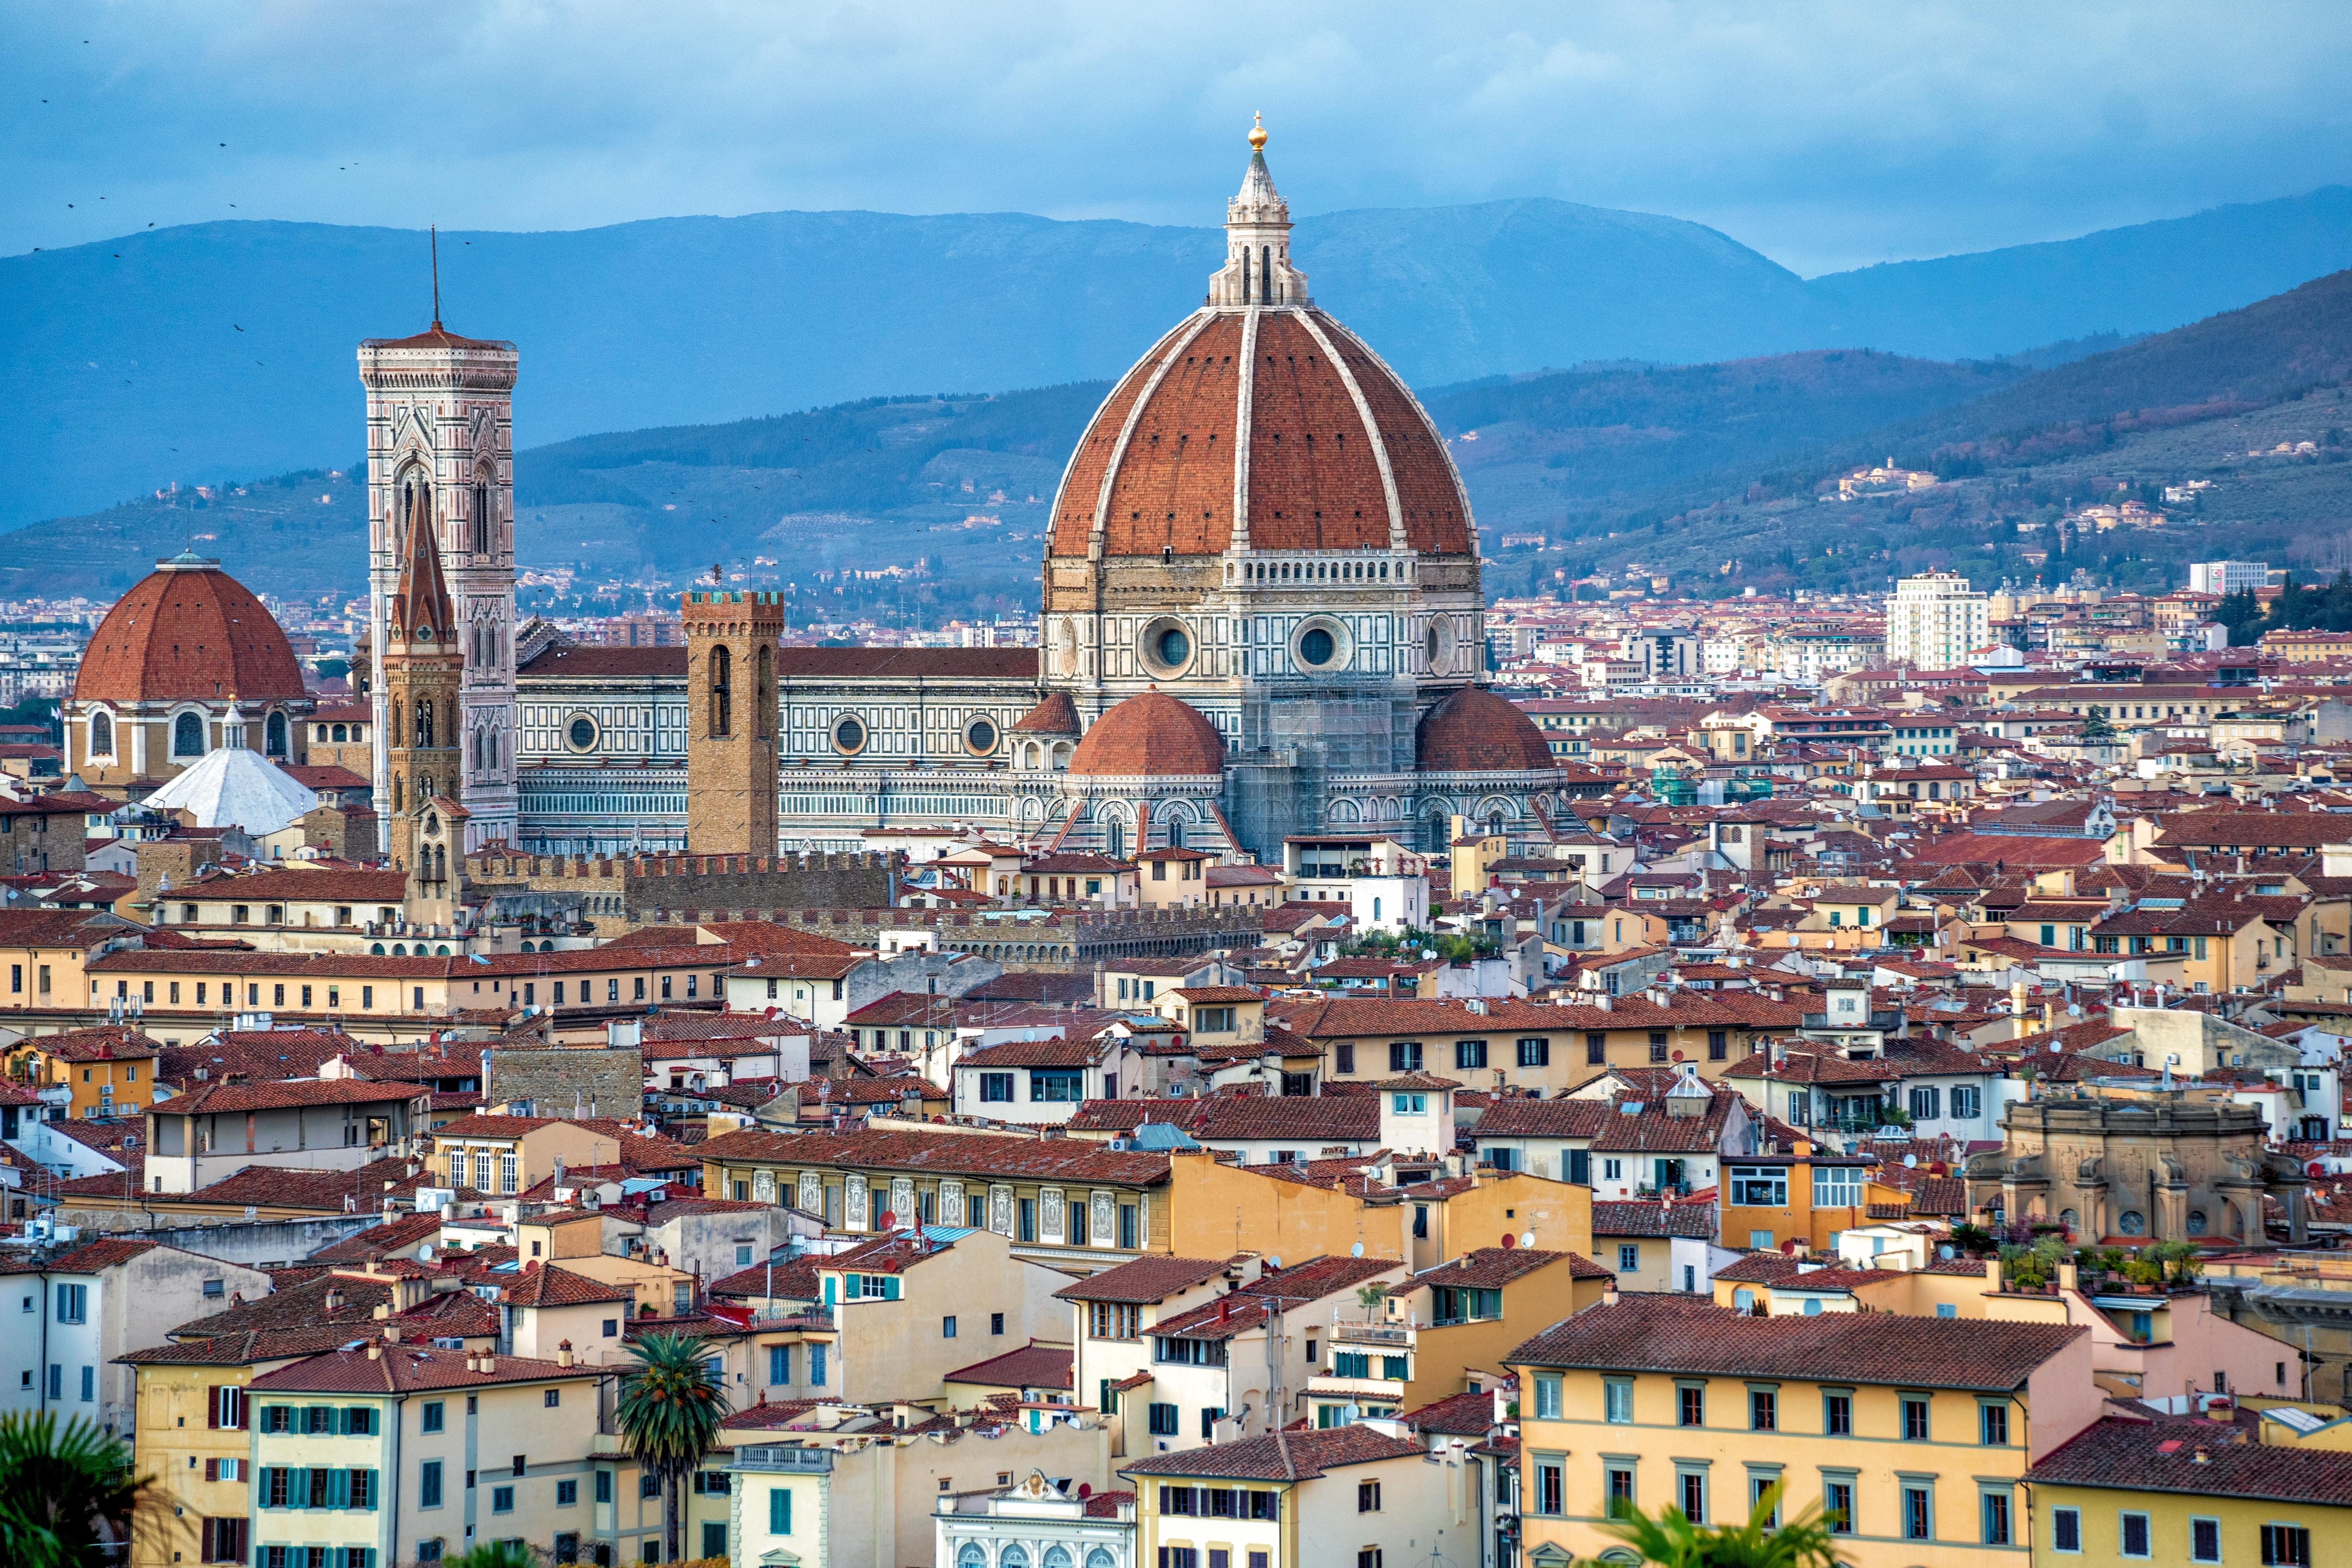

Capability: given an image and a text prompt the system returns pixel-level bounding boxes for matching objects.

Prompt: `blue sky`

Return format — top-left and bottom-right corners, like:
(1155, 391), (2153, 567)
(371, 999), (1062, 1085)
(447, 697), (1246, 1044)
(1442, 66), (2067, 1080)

(9, 1), (2352, 274)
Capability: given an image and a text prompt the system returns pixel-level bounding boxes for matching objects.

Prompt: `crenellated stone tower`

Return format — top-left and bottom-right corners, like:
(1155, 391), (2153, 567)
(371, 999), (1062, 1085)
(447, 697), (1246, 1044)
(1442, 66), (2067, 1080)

(358, 287), (519, 855)
(683, 589), (783, 855)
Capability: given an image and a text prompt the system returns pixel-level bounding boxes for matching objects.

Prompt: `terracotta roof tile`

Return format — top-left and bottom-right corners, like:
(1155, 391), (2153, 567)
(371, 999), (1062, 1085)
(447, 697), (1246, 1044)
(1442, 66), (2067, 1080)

(943, 1341), (1074, 1390)
(695, 1126), (1170, 1186)
(1120, 1423), (1425, 1480)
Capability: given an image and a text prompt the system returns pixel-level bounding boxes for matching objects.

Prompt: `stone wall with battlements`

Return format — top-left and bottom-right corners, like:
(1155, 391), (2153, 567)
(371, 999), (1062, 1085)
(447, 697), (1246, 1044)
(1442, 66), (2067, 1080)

(461, 849), (898, 936)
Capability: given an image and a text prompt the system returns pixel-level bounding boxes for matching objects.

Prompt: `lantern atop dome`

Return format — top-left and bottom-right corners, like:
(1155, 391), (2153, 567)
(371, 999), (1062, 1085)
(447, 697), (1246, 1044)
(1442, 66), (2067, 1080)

(1210, 116), (1309, 307)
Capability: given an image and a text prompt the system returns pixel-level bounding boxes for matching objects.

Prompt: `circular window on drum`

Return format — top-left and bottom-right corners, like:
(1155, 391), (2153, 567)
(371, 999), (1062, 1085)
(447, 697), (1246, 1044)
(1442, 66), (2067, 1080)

(832, 715), (868, 755)
(964, 716), (999, 756)
(1140, 617), (1196, 678)
(1426, 619), (1451, 671)
(1292, 616), (1350, 674)
(564, 715), (598, 754)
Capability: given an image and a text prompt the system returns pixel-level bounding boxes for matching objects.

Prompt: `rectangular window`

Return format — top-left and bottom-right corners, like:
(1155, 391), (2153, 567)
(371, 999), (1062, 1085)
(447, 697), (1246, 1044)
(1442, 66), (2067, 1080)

(1823, 1391), (1852, 1435)
(1357, 1480), (1381, 1513)
(1149, 1403), (1179, 1436)
(597, 1472), (612, 1504)
(422, 1401), (444, 1433)
(1825, 1479), (1853, 1536)
(770, 1487), (792, 1534)
(1586, 1032), (1607, 1064)
(1030, 1069), (1085, 1102)
(419, 1461), (443, 1509)
(1616, 1242), (1641, 1273)
(557, 1479), (578, 1506)
(1903, 1485), (1931, 1541)
(1517, 1037), (1549, 1067)
(492, 1485), (514, 1514)
(2052, 1506), (2081, 1553)
(2264, 1525), (2311, 1566)
(1648, 1031), (1669, 1063)
(1812, 1166), (1863, 1208)
(1604, 1465), (1634, 1518)
(1679, 1470), (1706, 1524)
(979, 1072), (1015, 1103)
(1750, 1389), (1775, 1431)
(942, 1316), (957, 1339)
(1335, 1044), (1354, 1074)
(1727, 1167), (1788, 1206)
(809, 1345), (826, 1386)
(2120, 1511), (2153, 1558)
(1533, 1375), (1562, 1420)
(1388, 1041), (1422, 1073)
(1534, 1456), (1564, 1515)
(1603, 1379), (1631, 1424)
(55, 1284), (86, 1323)
(1982, 1490), (2012, 1546)
(1678, 1385), (1704, 1427)
(1951, 1085), (1982, 1119)
(1903, 1396), (1930, 1441)
(1981, 1402), (2009, 1446)
(1455, 1039), (1487, 1069)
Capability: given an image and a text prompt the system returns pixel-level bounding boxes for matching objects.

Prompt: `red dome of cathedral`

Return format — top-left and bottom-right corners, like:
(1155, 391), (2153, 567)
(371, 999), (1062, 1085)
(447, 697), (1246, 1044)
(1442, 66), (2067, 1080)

(1068, 690), (1226, 777)
(74, 553), (307, 706)
(1415, 686), (1557, 774)
(1048, 126), (1473, 564)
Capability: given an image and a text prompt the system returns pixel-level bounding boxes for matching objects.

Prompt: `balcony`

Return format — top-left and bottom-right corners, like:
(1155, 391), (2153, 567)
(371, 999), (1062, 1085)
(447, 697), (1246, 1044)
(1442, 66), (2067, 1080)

(1327, 1315), (1416, 1347)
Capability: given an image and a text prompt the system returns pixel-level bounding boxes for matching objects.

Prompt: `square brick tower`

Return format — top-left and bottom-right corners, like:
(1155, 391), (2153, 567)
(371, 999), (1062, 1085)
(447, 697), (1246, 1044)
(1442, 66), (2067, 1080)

(683, 590), (783, 855)
(358, 299), (519, 856)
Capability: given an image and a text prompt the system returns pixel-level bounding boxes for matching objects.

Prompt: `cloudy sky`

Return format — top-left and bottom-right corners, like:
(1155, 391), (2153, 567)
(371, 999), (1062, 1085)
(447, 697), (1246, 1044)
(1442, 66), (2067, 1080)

(10, 1), (2352, 275)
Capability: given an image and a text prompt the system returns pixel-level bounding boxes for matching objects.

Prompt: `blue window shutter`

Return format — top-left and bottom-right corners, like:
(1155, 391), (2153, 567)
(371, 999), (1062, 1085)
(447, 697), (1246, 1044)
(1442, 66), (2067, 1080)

(770, 1485), (791, 1533)
(327, 1467), (348, 1509)
(823, 1276), (837, 1306)
(364, 1469), (380, 1510)
(883, 1277), (900, 1301)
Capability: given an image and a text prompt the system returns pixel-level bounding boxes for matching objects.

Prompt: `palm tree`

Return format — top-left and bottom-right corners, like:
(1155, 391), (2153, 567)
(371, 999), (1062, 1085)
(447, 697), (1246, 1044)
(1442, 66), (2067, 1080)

(615, 1330), (733, 1562)
(1588, 1483), (1841, 1568)
(0, 1411), (147, 1568)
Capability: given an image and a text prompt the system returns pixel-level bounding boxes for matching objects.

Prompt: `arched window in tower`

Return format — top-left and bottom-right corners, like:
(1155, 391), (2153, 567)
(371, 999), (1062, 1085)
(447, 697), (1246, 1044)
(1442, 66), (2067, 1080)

(1240, 247), (1251, 304)
(89, 712), (113, 759)
(389, 705), (401, 748)
(416, 699), (435, 750)
(756, 644), (773, 738)
(1105, 816), (1126, 862)
(392, 776), (403, 813)
(471, 477), (491, 556)
(264, 712), (289, 758)
(172, 712), (205, 759)
(709, 644), (733, 738)
(1167, 818), (1186, 849)
(1261, 244), (1272, 303)
(398, 466), (433, 548)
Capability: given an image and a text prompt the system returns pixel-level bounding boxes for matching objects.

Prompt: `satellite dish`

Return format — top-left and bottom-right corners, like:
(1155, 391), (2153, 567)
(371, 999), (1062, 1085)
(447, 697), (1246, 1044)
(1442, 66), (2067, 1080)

(1266, 1256), (1282, 1269)
(1521, 1231), (1536, 1249)
(1350, 1242), (1365, 1258)
(1903, 1153), (1919, 1169)
(1499, 1232), (1517, 1250)
(417, 1244), (433, 1263)
(877, 1210), (897, 1231)
(1671, 1050), (1685, 1062)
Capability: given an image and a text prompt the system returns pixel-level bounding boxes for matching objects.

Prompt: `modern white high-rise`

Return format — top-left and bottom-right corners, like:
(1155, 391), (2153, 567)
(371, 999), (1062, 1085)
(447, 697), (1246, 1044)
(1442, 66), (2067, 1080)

(1885, 571), (1991, 670)
(2189, 560), (2270, 595)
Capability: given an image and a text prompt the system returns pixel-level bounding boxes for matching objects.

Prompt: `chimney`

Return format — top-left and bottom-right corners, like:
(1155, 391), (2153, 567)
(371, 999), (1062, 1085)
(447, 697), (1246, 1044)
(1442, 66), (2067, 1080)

(479, 1353), (495, 1374)
(2058, 1261), (2079, 1292)
(367, 1343), (381, 1360)
(372, 1304), (389, 1320)
(1602, 1288), (1621, 1307)
(1985, 1257), (2004, 1291)
(384, 1325), (401, 1344)
(557, 1339), (575, 1368)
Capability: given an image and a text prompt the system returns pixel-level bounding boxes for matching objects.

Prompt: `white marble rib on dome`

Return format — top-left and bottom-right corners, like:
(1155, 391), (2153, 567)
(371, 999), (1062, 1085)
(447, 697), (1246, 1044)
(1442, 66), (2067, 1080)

(142, 746), (318, 838)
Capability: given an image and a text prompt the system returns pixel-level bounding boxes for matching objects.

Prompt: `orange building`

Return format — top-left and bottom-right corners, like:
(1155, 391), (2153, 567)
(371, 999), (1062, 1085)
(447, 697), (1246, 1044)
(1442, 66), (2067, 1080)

(3, 1024), (163, 1118)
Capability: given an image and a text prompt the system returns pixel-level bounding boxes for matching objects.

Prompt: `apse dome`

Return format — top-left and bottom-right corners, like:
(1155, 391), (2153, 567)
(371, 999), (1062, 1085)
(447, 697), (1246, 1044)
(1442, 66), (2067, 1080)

(1415, 686), (1558, 774)
(1067, 690), (1226, 777)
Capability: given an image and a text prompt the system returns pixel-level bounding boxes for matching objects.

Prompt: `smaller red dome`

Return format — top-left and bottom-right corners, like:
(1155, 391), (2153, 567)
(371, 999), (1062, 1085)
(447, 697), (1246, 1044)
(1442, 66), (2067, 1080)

(1011, 691), (1082, 735)
(1068, 690), (1225, 777)
(75, 554), (307, 707)
(1416, 687), (1556, 773)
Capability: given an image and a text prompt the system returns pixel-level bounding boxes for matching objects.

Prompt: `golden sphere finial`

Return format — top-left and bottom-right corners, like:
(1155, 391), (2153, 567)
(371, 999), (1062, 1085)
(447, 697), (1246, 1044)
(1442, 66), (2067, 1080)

(1249, 112), (1267, 152)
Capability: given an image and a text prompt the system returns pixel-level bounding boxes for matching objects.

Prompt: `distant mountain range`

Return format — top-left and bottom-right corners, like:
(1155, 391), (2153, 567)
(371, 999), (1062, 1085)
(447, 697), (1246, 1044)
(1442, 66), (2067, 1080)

(6, 183), (2350, 529)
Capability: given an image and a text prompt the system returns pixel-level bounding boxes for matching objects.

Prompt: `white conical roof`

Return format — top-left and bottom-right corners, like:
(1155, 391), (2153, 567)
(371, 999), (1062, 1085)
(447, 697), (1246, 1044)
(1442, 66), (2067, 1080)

(143, 747), (319, 838)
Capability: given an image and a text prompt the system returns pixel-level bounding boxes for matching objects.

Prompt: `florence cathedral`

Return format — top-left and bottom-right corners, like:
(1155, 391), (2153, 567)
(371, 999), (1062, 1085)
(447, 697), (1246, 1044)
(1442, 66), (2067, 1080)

(64, 126), (1566, 866)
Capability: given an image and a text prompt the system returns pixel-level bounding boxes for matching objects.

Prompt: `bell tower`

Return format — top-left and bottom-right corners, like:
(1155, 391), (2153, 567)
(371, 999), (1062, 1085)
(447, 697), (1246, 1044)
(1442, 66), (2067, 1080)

(683, 589), (783, 855)
(381, 484), (465, 881)
(358, 245), (520, 855)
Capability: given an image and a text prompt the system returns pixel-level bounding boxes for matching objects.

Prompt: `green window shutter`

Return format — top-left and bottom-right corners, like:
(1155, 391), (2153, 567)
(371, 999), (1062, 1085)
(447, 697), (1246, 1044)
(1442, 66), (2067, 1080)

(883, 1277), (900, 1301)
(824, 1275), (838, 1305)
(362, 1469), (380, 1510)
(1383, 1356), (1408, 1380)
(326, 1467), (349, 1508)
(770, 1485), (791, 1534)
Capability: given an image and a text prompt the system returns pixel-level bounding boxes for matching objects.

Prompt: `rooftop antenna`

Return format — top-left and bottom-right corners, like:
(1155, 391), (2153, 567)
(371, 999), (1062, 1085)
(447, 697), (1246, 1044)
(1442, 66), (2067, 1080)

(430, 224), (442, 328)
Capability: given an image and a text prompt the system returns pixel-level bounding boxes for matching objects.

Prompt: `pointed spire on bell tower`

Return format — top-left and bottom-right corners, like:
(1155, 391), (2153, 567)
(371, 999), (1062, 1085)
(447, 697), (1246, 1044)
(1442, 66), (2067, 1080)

(1208, 114), (1310, 308)
(388, 484), (455, 647)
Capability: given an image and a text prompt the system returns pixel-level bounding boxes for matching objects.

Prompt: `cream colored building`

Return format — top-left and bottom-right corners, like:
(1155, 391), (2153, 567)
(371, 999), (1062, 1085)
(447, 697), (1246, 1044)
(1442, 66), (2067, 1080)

(1886, 571), (1991, 671)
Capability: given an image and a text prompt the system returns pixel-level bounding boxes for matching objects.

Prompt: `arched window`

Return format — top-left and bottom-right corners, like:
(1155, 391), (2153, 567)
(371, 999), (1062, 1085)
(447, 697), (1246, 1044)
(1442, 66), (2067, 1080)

(415, 699), (434, 750)
(488, 729), (498, 770)
(1105, 816), (1126, 862)
(471, 477), (491, 556)
(264, 712), (289, 757)
(709, 644), (733, 738)
(1085, 1552), (1116, 1568)
(1043, 1549), (1073, 1568)
(1167, 818), (1185, 848)
(1002, 1548), (1029, 1568)
(399, 467), (432, 547)
(172, 712), (205, 759)
(89, 712), (113, 759)
(957, 1547), (987, 1568)
(392, 776), (403, 813)
(1261, 244), (1273, 302)
(331, 724), (347, 743)
(756, 644), (774, 738)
